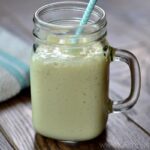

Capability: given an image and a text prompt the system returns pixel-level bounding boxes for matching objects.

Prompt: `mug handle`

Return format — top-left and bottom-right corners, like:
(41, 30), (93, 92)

(109, 47), (141, 112)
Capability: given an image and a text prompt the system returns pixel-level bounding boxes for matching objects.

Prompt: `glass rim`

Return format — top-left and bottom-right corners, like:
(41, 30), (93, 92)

(33, 1), (106, 29)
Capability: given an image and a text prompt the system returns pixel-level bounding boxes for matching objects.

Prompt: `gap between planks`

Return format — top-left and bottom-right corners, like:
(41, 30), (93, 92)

(0, 124), (18, 150)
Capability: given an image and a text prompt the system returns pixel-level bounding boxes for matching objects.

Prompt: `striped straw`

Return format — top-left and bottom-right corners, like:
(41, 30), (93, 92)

(72, 0), (97, 43)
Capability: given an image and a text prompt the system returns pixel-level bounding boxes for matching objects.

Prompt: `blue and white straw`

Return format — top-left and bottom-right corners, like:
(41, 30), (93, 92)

(72, 0), (97, 43)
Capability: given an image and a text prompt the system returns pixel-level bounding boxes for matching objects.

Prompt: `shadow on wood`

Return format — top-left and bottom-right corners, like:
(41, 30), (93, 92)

(34, 129), (115, 150)
(0, 88), (30, 112)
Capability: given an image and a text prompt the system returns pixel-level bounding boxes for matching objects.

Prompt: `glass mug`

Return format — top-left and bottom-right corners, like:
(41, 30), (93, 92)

(31, 1), (141, 142)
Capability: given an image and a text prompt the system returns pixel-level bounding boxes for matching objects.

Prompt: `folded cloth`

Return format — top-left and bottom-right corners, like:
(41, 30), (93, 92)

(0, 27), (31, 102)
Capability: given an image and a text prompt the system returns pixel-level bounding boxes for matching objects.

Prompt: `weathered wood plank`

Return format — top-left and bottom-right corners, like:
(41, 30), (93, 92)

(0, 7), (32, 44)
(0, 0), (150, 149)
(0, 90), (150, 150)
(0, 131), (14, 150)
(0, 90), (37, 150)
(99, 0), (150, 47)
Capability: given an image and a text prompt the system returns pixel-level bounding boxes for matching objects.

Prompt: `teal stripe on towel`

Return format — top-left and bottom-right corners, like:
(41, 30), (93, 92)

(0, 59), (26, 88)
(0, 50), (29, 74)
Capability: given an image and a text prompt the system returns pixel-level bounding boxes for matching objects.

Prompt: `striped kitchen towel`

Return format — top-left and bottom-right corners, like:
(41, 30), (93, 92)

(0, 27), (31, 102)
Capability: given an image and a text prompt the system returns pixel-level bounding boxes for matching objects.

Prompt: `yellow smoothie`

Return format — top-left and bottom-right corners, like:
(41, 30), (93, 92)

(31, 41), (111, 141)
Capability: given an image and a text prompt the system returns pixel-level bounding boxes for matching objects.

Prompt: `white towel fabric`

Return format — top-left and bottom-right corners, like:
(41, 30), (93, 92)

(0, 27), (31, 102)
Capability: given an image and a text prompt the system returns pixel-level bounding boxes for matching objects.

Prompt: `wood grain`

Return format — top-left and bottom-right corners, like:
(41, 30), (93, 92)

(0, 90), (150, 150)
(0, 0), (150, 149)
(0, 90), (37, 150)
(0, 131), (14, 150)
(109, 44), (150, 135)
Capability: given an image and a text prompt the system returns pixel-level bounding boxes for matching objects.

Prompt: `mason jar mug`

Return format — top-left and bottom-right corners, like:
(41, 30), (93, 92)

(31, 1), (141, 142)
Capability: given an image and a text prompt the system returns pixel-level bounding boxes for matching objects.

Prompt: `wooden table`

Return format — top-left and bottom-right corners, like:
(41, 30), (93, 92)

(0, 0), (150, 149)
